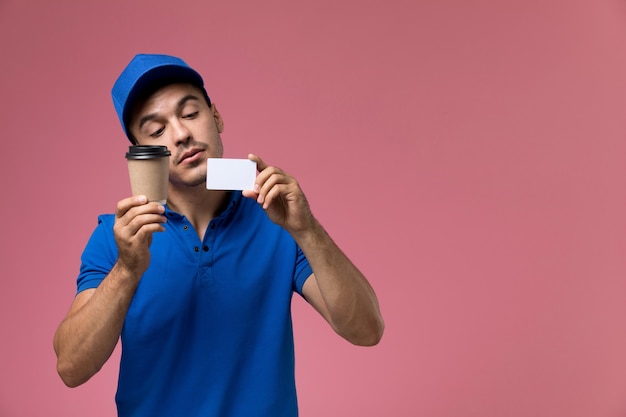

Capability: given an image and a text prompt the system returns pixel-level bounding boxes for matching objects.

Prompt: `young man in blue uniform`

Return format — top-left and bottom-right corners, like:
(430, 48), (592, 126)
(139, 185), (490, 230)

(53, 54), (384, 417)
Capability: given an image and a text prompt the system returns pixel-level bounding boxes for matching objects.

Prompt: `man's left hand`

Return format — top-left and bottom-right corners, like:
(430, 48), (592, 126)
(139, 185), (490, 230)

(242, 153), (316, 234)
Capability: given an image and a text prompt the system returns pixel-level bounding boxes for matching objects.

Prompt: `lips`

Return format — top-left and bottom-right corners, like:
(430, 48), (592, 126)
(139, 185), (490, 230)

(178, 148), (203, 165)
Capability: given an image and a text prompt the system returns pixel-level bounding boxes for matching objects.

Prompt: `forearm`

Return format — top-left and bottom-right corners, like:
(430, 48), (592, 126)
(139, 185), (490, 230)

(54, 263), (140, 387)
(294, 221), (384, 345)
(242, 155), (384, 344)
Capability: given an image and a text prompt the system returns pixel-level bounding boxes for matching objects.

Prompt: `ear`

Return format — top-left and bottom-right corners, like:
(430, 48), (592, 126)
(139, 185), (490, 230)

(211, 104), (224, 133)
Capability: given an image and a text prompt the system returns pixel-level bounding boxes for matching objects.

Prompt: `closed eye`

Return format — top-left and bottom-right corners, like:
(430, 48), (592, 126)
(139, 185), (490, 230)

(183, 111), (199, 119)
(150, 127), (165, 138)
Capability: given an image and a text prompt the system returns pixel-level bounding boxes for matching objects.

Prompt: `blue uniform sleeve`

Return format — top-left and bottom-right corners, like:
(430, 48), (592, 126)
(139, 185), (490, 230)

(293, 244), (313, 296)
(76, 214), (118, 294)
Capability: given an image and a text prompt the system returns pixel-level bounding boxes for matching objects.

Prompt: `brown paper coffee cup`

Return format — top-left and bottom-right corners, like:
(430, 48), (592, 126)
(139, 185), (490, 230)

(125, 145), (171, 204)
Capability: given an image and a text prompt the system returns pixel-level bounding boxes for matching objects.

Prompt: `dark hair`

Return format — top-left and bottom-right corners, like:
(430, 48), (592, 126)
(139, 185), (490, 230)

(127, 78), (212, 144)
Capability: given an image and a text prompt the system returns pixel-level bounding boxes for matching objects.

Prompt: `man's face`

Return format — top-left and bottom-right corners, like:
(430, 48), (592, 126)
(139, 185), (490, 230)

(128, 82), (224, 188)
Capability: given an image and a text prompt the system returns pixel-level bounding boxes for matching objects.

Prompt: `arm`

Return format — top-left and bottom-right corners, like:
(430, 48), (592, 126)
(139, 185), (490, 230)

(53, 196), (166, 387)
(297, 223), (384, 346)
(242, 154), (384, 346)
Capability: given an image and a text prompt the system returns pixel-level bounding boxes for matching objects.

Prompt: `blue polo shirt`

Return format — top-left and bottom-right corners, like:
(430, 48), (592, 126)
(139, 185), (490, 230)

(77, 191), (312, 417)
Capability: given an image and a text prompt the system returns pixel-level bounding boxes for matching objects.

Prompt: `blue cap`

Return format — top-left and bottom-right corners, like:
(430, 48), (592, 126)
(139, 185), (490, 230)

(112, 54), (210, 143)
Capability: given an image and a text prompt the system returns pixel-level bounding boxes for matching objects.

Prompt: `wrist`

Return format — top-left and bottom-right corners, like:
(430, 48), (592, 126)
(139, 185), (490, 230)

(111, 261), (144, 287)
(290, 218), (328, 248)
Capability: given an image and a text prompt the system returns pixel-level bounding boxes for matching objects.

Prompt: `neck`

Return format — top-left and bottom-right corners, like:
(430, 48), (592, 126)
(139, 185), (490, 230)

(166, 184), (230, 240)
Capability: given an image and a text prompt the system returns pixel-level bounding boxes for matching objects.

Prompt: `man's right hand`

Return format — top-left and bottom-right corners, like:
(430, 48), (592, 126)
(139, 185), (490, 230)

(53, 194), (167, 387)
(114, 195), (167, 277)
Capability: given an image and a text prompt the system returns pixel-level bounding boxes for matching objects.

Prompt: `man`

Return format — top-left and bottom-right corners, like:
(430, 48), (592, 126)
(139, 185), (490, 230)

(53, 54), (384, 417)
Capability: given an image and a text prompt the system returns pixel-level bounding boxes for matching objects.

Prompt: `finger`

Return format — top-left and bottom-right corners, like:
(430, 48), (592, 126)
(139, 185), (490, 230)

(133, 221), (166, 240)
(257, 165), (289, 188)
(127, 212), (167, 236)
(255, 169), (283, 204)
(262, 183), (293, 209)
(262, 176), (300, 209)
(122, 204), (165, 230)
(115, 203), (166, 240)
(247, 153), (267, 171)
(260, 169), (294, 194)
(241, 189), (258, 200)
(115, 195), (148, 219)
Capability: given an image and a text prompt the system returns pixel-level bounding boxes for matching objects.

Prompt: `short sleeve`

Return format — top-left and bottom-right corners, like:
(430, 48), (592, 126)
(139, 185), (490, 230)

(76, 214), (118, 294)
(293, 244), (313, 296)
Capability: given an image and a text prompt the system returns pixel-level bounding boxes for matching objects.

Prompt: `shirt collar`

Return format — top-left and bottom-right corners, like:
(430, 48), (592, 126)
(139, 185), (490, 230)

(163, 191), (242, 221)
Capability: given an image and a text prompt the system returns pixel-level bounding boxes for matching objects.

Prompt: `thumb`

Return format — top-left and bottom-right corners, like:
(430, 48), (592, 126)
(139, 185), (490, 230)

(248, 153), (267, 171)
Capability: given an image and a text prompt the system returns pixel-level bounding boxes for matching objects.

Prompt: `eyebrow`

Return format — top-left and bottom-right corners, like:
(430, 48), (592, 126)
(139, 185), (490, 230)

(137, 94), (202, 130)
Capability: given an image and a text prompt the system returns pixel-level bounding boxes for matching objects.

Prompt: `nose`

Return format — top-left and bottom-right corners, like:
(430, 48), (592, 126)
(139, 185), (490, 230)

(171, 118), (191, 146)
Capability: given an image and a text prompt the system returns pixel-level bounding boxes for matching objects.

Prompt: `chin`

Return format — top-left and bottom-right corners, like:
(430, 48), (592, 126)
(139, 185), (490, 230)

(191, 175), (207, 187)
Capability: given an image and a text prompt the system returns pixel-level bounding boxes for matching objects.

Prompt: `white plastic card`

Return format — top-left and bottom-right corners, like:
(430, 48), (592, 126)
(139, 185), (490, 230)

(206, 158), (257, 190)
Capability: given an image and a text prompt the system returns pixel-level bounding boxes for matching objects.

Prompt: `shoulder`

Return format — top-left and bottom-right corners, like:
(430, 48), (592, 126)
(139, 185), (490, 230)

(96, 213), (116, 226)
(82, 214), (116, 249)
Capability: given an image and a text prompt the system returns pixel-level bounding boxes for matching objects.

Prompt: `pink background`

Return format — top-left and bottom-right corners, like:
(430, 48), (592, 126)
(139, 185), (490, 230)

(1, 0), (626, 416)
